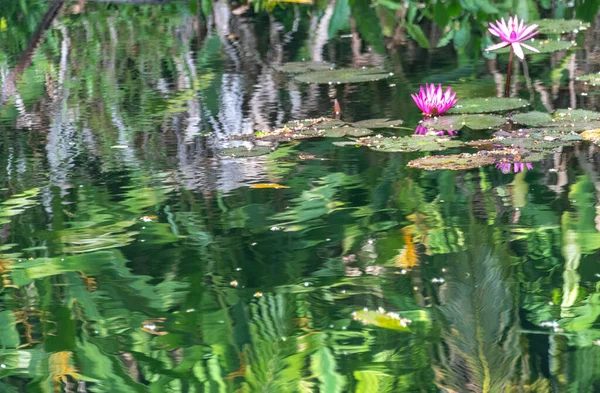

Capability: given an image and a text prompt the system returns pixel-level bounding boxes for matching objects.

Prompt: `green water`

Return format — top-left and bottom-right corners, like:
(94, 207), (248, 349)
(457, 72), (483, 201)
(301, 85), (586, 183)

(1, 1), (600, 392)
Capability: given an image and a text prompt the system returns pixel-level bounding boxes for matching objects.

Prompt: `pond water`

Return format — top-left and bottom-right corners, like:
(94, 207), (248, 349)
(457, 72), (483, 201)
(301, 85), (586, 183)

(1, 1), (600, 392)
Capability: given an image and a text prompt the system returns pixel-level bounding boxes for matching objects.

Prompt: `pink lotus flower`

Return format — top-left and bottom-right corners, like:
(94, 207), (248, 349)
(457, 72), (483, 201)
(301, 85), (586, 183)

(486, 16), (539, 60)
(414, 125), (457, 136)
(496, 162), (533, 174)
(411, 84), (458, 117)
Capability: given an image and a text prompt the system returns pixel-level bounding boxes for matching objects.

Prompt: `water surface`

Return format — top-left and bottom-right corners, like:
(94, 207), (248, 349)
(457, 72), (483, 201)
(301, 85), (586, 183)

(2, 1), (600, 392)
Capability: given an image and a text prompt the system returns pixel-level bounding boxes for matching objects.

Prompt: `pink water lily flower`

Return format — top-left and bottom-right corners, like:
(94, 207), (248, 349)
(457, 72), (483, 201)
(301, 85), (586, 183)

(496, 162), (533, 174)
(414, 125), (457, 136)
(411, 84), (458, 117)
(486, 15), (539, 60)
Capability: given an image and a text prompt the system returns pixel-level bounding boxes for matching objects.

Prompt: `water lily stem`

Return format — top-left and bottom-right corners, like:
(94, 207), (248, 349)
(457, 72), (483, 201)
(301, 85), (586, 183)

(504, 47), (513, 97)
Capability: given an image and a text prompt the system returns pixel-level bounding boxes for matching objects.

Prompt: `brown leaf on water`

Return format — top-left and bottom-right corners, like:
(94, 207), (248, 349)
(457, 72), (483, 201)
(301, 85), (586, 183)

(249, 183), (290, 189)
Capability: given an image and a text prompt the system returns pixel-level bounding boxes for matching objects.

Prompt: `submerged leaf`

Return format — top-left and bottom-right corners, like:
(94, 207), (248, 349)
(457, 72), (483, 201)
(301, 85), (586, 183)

(530, 19), (590, 35)
(294, 68), (392, 84)
(448, 97), (529, 114)
(408, 153), (495, 171)
(422, 114), (505, 130)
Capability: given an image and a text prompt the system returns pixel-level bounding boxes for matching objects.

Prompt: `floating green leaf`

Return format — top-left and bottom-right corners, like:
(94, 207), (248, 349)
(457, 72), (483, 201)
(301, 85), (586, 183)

(217, 146), (272, 158)
(321, 127), (373, 138)
(342, 135), (463, 152)
(448, 97), (529, 114)
(576, 72), (600, 85)
(553, 109), (600, 122)
(494, 39), (574, 55)
(511, 111), (553, 126)
(496, 130), (583, 150)
(422, 114), (506, 130)
(350, 118), (403, 128)
(294, 68), (392, 84)
(530, 19), (590, 35)
(542, 121), (600, 133)
(275, 61), (334, 74)
(408, 153), (495, 171)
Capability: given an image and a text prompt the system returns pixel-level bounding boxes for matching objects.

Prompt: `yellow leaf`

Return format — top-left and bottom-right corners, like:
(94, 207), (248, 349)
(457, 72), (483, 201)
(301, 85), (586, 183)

(0, 18), (6, 32)
(249, 183), (290, 189)
(396, 229), (418, 270)
(581, 129), (600, 143)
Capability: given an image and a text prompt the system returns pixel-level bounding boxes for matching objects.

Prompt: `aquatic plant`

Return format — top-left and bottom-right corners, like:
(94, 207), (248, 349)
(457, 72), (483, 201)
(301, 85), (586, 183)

(486, 16), (539, 96)
(496, 162), (534, 174)
(411, 84), (458, 117)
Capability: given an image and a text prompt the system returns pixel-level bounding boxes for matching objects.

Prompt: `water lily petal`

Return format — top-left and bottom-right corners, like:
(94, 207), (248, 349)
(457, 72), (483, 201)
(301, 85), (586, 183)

(485, 41), (510, 52)
(512, 42), (525, 59)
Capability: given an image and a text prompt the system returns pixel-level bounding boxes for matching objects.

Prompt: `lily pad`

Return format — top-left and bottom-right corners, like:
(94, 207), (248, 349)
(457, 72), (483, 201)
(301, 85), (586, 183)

(321, 127), (373, 138)
(218, 146), (272, 158)
(576, 73), (600, 85)
(530, 19), (590, 35)
(347, 135), (463, 152)
(511, 111), (553, 126)
(553, 109), (600, 122)
(274, 61), (334, 74)
(294, 68), (393, 84)
(448, 97), (529, 114)
(494, 40), (575, 55)
(408, 153), (496, 171)
(422, 114), (505, 130)
(351, 118), (404, 128)
(495, 130), (583, 150)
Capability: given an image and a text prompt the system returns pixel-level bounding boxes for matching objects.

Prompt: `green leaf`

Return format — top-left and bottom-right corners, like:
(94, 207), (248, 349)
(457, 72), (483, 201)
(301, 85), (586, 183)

(433, 1), (450, 28)
(405, 24), (430, 49)
(453, 21), (471, 50)
(0, 311), (20, 349)
(328, 0), (351, 38)
(374, 0), (402, 9)
(311, 347), (346, 393)
(350, 0), (385, 53)
(437, 28), (454, 48)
